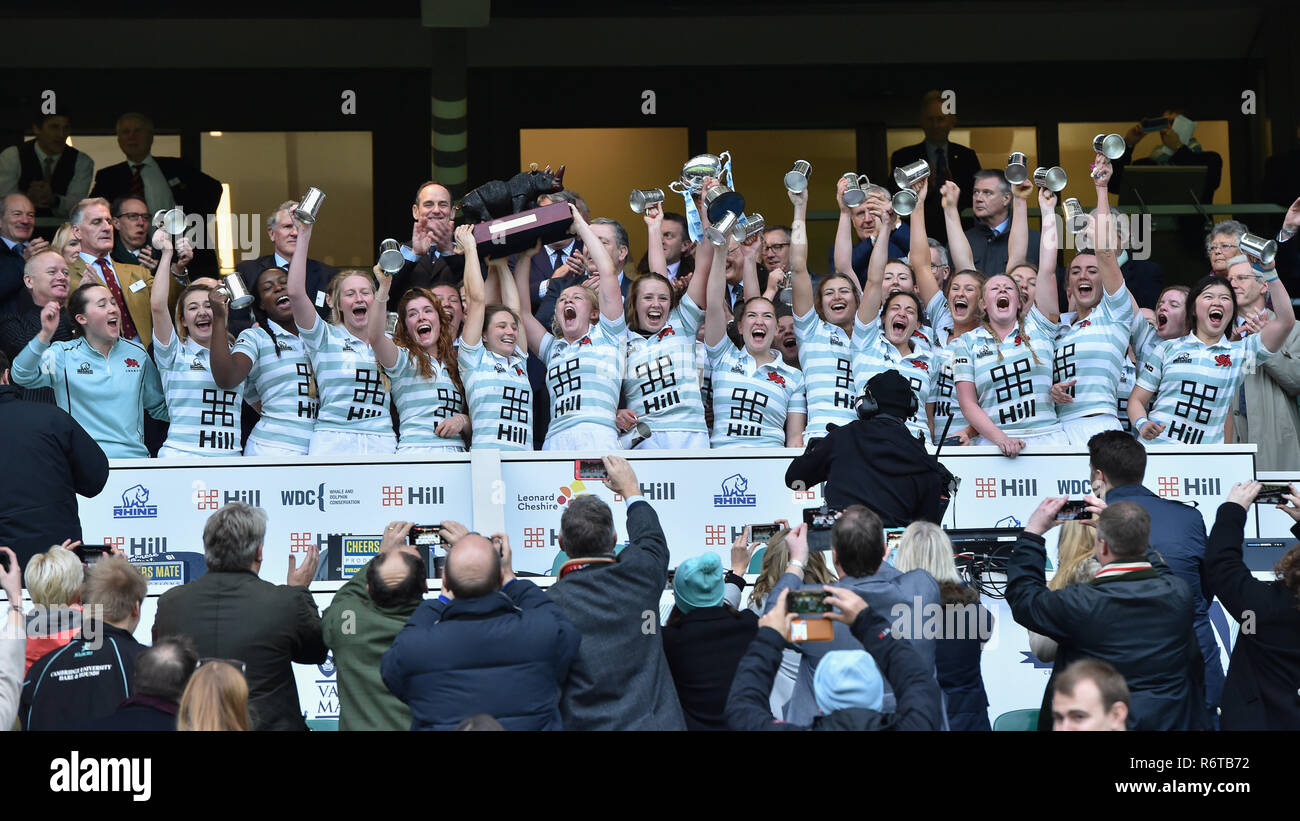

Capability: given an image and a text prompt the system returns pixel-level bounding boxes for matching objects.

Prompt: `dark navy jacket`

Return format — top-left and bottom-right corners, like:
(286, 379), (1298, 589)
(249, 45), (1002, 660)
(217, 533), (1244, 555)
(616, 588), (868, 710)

(1105, 483), (1225, 712)
(21, 623), (144, 731)
(382, 578), (579, 731)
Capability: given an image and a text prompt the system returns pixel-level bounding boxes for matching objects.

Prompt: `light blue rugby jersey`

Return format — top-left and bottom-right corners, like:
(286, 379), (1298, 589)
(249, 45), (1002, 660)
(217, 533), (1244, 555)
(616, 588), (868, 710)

(539, 314), (627, 437)
(1052, 284), (1134, 422)
(385, 347), (465, 447)
(794, 307), (856, 439)
(706, 338), (806, 448)
(951, 307), (1062, 438)
(925, 292), (969, 443)
(154, 333), (243, 456)
(297, 319), (393, 434)
(232, 320), (318, 452)
(622, 294), (707, 434)
(458, 339), (531, 450)
(852, 316), (937, 442)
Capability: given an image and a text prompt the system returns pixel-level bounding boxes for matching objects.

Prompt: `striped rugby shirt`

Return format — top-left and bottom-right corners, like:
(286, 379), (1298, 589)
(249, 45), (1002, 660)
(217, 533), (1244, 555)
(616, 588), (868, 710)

(951, 307), (1063, 437)
(232, 320), (318, 452)
(154, 333), (243, 456)
(1052, 284), (1134, 422)
(706, 339), (806, 448)
(1135, 331), (1273, 445)
(458, 340), (531, 450)
(539, 314), (627, 437)
(297, 320), (392, 434)
(925, 292), (969, 442)
(385, 347), (465, 448)
(622, 294), (707, 434)
(793, 307), (856, 439)
(852, 315), (937, 442)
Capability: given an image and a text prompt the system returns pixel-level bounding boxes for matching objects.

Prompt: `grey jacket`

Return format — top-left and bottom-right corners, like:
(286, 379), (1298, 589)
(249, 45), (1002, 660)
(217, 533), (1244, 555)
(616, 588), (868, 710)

(1233, 321), (1300, 471)
(766, 562), (941, 727)
(548, 500), (686, 730)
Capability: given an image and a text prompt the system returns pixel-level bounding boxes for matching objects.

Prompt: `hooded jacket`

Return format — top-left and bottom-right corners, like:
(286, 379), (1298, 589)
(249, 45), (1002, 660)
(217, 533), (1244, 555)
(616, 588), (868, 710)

(785, 414), (945, 527)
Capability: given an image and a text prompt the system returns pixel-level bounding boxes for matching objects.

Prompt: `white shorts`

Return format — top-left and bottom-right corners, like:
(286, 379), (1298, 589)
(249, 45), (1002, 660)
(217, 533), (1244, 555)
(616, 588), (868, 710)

(975, 427), (1072, 449)
(397, 442), (467, 454)
(1061, 414), (1121, 446)
(157, 444), (235, 459)
(630, 430), (710, 450)
(244, 436), (309, 458)
(543, 422), (619, 452)
(309, 429), (398, 456)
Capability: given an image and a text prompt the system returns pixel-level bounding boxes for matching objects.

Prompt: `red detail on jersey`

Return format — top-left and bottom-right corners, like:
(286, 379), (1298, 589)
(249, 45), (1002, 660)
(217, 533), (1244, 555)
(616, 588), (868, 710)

(124, 358), (139, 367)
(1215, 354), (1232, 367)
(514, 366), (524, 376)
(909, 359), (929, 371)
(766, 371), (787, 388)
(1014, 334), (1025, 346)
(578, 336), (592, 346)
(1077, 320), (1091, 328)
(911, 330), (927, 340)
(657, 326), (676, 340)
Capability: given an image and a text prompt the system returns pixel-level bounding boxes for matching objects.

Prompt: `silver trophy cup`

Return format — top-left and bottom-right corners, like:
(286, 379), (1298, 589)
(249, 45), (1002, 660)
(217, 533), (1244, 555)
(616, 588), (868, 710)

(841, 173), (871, 207)
(733, 213), (766, 243)
(678, 151), (732, 193)
(619, 421), (653, 449)
(152, 207), (187, 235)
(378, 238), (405, 274)
(701, 184), (746, 224)
(386, 312), (400, 335)
(1240, 232), (1278, 265)
(894, 159), (931, 190)
(293, 187), (326, 224)
(1063, 198), (1088, 234)
(629, 188), (666, 214)
(892, 189), (919, 216)
(218, 273), (255, 311)
(1033, 166), (1069, 192)
(1005, 153), (1029, 185)
(705, 211), (739, 247)
(1092, 133), (1126, 160)
(784, 160), (812, 194)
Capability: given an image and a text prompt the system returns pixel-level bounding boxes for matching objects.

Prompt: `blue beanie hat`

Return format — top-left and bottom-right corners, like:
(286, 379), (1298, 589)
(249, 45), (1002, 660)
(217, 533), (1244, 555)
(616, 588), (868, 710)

(813, 650), (883, 714)
(674, 553), (724, 614)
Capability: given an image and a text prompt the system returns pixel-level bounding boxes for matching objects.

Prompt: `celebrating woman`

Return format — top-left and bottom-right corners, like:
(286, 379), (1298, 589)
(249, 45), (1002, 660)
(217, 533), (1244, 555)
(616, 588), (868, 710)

(619, 201), (711, 449)
(149, 233), (244, 457)
(459, 235), (531, 450)
(368, 225), (470, 452)
(513, 203), (626, 451)
(287, 219), (395, 454)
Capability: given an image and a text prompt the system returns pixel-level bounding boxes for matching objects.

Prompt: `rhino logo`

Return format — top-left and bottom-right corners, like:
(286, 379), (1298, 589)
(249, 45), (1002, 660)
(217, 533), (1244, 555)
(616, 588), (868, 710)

(121, 485), (149, 507)
(714, 473), (755, 507)
(113, 484), (158, 519)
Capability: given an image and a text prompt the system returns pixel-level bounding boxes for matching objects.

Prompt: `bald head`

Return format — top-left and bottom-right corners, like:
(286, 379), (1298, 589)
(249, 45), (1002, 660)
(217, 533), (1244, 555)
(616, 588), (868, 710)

(445, 535), (501, 599)
(25, 250), (70, 305)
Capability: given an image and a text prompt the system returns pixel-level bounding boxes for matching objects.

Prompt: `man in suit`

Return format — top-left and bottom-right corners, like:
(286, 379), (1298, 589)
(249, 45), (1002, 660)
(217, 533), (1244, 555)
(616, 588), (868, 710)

(890, 90), (981, 234)
(523, 190), (589, 313)
(1, 194), (38, 314)
(109, 195), (158, 272)
(66, 197), (185, 345)
(154, 502), (326, 731)
(965, 170), (1039, 276)
(1085, 430), (1225, 721)
(0, 114), (94, 221)
(90, 112), (222, 277)
(387, 180), (464, 310)
(233, 201), (334, 333)
(547, 456), (686, 730)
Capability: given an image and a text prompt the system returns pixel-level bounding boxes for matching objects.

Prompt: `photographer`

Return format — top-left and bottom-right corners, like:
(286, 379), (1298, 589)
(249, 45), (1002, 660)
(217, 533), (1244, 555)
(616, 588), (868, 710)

(726, 587), (943, 731)
(785, 370), (948, 527)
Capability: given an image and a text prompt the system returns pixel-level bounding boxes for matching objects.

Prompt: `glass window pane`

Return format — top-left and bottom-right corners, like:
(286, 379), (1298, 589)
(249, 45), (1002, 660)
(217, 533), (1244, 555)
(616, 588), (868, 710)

(1058, 121), (1232, 205)
(65, 134), (182, 183)
(886, 127), (1037, 189)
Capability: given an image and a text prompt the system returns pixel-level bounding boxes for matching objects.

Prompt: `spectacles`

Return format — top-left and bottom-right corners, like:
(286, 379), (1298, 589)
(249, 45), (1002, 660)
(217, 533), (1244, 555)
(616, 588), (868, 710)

(117, 212), (149, 222)
(197, 657), (247, 675)
(1208, 243), (1238, 253)
(765, 242), (790, 252)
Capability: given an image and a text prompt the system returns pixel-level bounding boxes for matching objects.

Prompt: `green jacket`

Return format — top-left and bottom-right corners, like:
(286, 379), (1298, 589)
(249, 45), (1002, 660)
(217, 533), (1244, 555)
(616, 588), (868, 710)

(322, 560), (421, 731)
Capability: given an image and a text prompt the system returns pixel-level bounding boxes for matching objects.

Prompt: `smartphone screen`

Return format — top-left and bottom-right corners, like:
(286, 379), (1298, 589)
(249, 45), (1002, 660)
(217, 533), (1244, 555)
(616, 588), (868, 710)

(788, 587), (830, 615)
(803, 507), (840, 530)
(750, 524), (780, 544)
(73, 545), (111, 565)
(575, 459), (608, 480)
(1255, 483), (1293, 506)
(1055, 500), (1093, 521)
(408, 525), (442, 547)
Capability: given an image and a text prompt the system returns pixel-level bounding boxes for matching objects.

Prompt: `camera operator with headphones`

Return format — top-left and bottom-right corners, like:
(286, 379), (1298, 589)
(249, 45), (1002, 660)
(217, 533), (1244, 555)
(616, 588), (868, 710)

(785, 370), (950, 528)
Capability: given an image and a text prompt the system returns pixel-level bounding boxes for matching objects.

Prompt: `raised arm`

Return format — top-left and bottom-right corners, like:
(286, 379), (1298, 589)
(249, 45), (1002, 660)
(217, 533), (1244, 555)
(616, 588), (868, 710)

(740, 233), (762, 301)
(832, 178), (855, 279)
(908, 179), (940, 304)
(462, 230), (494, 350)
(367, 266), (399, 369)
(703, 232), (730, 347)
(511, 240), (549, 355)
(568, 203), (622, 321)
(149, 230), (176, 345)
(1006, 180), (1032, 271)
(499, 246), (525, 317)
(1035, 187), (1061, 320)
(1091, 154), (1125, 296)
(207, 289), (255, 388)
(791, 186), (815, 316)
(855, 204), (892, 323)
(644, 202), (667, 277)
(287, 221), (320, 332)
(1256, 253), (1297, 353)
(941, 182), (975, 272)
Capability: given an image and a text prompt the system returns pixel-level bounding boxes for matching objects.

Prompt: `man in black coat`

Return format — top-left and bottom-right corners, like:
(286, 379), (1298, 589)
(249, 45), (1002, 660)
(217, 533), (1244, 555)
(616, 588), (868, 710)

(890, 90), (982, 234)
(1204, 481), (1300, 731)
(21, 556), (148, 730)
(1007, 495), (1210, 731)
(0, 350), (109, 570)
(153, 502), (326, 731)
(90, 113), (222, 277)
(726, 586), (944, 731)
(785, 370), (946, 527)
(87, 636), (197, 731)
(386, 181), (464, 310)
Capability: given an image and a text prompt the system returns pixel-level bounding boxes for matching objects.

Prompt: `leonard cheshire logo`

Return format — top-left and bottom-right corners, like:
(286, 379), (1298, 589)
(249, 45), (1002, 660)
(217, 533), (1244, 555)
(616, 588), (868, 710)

(516, 480), (594, 512)
(113, 484), (157, 519)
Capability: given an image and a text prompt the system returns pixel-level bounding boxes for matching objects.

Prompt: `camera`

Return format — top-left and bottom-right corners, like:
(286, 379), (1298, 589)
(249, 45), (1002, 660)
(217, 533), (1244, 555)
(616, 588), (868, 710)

(574, 459), (608, 480)
(1255, 483), (1295, 506)
(1055, 499), (1093, 522)
(787, 586), (831, 615)
(408, 525), (443, 547)
(749, 523), (781, 544)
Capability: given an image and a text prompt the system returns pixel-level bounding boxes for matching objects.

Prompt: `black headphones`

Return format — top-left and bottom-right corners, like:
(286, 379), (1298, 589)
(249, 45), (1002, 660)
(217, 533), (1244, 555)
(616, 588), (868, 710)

(856, 378), (919, 421)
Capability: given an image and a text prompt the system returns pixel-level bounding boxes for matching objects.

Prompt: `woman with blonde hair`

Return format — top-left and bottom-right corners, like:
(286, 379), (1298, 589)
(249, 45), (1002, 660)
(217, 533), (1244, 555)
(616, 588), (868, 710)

(894, 521), (993, 731)
(51, 223), (82, 268)
(177, 660), (251, 731)
(22, 543), (84, 673)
